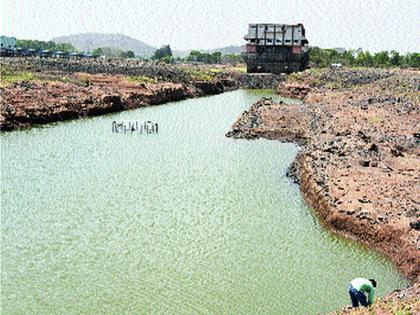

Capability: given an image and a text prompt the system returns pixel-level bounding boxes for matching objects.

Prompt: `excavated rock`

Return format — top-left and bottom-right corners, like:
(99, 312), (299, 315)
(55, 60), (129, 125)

(1, 77), (196, 131)
(227, 67), (420, 311)
(1, 58), (287, 130)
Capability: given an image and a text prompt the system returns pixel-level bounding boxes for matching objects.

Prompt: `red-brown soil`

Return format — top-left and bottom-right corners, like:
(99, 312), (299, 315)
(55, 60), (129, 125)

(0, 74), (198, 130)
(0, 72), (223, 131)
(1, 58), (284, 131)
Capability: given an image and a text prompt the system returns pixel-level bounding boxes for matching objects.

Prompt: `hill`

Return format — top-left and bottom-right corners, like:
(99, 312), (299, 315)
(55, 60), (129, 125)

(52, 33), (156, 57)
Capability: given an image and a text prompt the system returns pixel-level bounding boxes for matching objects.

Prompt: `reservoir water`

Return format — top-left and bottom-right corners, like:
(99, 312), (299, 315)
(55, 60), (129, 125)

(1, 90), (407, 314)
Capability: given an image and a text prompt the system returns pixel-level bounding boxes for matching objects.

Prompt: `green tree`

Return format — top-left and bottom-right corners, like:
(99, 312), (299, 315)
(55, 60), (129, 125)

(118, 50), (135, 58)
(186, 50), (222, 64)
(92, 47), (104, 56)
(199, 53), (211, 63)
(153, 45), (172, 60)
(308, 47), (338, 67)
(389, 50), (401, 66)
(92, 47), (136, 59)
(211, 51), (222, 63)
(307, 47), (323, 67)
(125, 50), (135, 58)
(222, 53), (243, 64)
(187, 50), (201, 61)
(342, 50), (355, 66)
(16, 39), (75, 52)
(373, 51), (390, 67)
(161, 55), (174, 64)
(95, 47), (117, 57)
(355, 51), (374, 67)
(304, 46), (418, 68)
(402, 53), (420, 68)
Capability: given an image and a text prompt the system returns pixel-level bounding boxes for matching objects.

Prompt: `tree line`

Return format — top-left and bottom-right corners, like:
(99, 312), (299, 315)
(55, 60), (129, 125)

(16, 39), (75, 52)
(15, 39), (136, 58)
(91, 47), (135, 58)
(150, 45), (419, 68)
(13, 39), (419, 68)
(151, 46), (242, 64)
(308, 47), (419, 68)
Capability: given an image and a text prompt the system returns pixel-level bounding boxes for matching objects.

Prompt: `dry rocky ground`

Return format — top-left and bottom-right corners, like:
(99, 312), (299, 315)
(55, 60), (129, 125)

(0, 58), (284, 131)
(1, 72), (200, 130)
(227, 67), (420, 314)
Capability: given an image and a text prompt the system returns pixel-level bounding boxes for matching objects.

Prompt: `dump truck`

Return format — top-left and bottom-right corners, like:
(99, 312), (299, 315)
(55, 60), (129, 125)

(243, 23), (309, 74)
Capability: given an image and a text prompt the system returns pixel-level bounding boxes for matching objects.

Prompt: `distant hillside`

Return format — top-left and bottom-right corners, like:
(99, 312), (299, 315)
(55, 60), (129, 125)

(210, 45), (245, 55)
(52, 33), (156, 57)
(173, 45), (245, 58)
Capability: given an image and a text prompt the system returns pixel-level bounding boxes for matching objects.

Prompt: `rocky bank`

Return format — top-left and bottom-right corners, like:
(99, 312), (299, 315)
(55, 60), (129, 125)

(227, 67), (420, 314)
(1, 58), (284, 131)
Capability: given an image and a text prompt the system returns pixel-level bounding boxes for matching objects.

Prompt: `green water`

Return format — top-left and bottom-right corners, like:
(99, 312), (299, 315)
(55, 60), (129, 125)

(1, 90), (407, 314)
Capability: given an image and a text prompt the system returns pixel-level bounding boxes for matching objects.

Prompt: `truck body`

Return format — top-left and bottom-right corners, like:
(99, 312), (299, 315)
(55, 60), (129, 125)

(243, 23), (309, 74)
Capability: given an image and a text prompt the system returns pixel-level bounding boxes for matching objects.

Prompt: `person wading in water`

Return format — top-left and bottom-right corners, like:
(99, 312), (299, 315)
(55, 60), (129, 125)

(348, 278), (377, 307)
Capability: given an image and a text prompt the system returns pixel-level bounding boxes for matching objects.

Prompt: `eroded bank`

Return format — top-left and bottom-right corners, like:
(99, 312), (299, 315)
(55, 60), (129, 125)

(227, 68), (420, 313)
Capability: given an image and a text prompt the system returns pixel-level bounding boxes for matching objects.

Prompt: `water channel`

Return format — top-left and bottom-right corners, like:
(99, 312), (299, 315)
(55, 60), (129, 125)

(1, 90), (407, 314)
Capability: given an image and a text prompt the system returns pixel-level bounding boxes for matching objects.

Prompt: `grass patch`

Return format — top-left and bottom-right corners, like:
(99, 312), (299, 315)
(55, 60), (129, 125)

(186, 69), (215, 81)
(1, 66), (84, 86)
(207, 67), (223, 74)
(307, 67), (327, 77)
(77, 73), (93, 84)
(36, 73), (74, 84)
(287, 72), (302, 82)
(234, 66), (247, 73)
(325, 81), (342, 89)
(0, 66), (37, 86)
(368, 116), (383, 124)
(126, 75), (158, 84)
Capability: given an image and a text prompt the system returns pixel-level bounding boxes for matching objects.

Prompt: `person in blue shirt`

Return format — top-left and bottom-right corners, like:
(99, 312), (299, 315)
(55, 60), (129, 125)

(348, 278), (377, 307)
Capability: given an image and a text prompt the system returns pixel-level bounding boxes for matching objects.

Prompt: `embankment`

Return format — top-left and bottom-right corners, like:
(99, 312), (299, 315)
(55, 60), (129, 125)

(227, 68), (420, 313)
(0, 58), (284, 131)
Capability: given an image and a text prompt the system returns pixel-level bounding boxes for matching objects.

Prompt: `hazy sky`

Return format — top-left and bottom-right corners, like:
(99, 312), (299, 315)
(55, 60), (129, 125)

(1, 0), (419, 52)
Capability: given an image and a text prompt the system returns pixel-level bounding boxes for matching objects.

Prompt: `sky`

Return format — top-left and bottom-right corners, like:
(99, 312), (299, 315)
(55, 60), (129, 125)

(1, 0), (419, 53)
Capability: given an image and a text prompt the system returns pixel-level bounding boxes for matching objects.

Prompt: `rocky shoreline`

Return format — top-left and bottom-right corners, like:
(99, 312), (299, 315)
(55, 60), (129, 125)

(227, 68), (419, 313)
(2, 60), (418, 312)
(1, 58), (284, 131)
